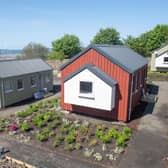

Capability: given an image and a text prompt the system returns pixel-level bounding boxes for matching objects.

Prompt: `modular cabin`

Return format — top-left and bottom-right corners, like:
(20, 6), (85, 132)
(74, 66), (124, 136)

(60, 44), (148, 122)
(151, 44), (168, 72)
(0, 58), (53, 108)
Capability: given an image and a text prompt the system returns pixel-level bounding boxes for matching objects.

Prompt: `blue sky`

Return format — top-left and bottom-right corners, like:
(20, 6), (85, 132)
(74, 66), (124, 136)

(0, 0), (168, 49)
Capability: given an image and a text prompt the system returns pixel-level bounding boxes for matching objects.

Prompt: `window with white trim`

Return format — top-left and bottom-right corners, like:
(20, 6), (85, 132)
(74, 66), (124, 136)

(80, 81), (92, 93)
(45, 74), (51, 83)
(17, 79), (24, 90)
(164, 57), (168, 63)
(4, 79), (13, 93)
(30, 76), (37, 88)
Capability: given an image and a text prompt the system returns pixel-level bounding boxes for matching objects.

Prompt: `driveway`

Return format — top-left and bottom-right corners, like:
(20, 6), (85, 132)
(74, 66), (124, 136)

(119, 81), (168, 168)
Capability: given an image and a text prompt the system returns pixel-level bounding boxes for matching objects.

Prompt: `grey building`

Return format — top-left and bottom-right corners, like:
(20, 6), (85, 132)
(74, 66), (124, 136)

(0, 58), (53, 108)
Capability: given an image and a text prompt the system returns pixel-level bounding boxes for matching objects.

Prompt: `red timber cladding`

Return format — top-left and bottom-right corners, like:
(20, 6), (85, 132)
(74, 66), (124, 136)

(131, 65), (148, 110)
(61, 49), (131, 121)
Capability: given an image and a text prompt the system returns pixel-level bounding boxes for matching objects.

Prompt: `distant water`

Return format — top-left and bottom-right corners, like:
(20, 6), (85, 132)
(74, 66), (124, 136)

(0, 49), (23, 55)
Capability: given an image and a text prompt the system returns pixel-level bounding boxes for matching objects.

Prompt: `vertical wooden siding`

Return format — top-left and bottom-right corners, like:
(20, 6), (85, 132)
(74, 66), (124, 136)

(61, 49), (131, 121)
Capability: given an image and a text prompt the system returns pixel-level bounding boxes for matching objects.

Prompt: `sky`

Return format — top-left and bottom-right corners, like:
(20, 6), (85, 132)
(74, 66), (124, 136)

(0, 0), (168, 49)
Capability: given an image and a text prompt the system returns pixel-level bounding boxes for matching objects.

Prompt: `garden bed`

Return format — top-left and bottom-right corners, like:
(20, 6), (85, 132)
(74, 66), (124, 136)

(0, 97), (132, 166)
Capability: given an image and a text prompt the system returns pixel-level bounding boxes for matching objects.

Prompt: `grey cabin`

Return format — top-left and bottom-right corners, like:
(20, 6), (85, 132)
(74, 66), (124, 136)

(0, 58), (53, 108)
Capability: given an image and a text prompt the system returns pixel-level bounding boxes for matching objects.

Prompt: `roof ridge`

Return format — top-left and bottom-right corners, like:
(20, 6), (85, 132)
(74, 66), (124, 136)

(0, 57), (42, 63)
(93, 44), (126, 48)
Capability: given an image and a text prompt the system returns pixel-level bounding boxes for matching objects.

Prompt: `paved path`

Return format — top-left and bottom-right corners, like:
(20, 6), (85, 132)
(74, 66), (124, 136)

(119, 81), (168, 168)
(0, 136), (106, 168)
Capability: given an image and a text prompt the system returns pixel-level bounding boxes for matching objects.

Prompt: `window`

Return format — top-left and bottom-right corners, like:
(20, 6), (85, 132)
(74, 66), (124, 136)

(164, 57), (168, 63)
(30, 76), (36, 88)
(4, 79), (13, 93)
(17, 79), (24, 90)
(45, 74), (51, 83)
(80, 81), (92, 93)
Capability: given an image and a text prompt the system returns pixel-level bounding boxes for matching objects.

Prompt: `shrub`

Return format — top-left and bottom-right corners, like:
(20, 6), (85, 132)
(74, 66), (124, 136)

(48, 119), (61, 129)
(108, 128), (119, 139)
(60, 125), (69, 134)
(9, 124), (18, 131)
(43, 113), (52, 122)
(89, 139), (98, 147)
(36, 132), (48, 141)
(80, 125), (88, 134)
(95, 125), (105, 138)
(100, 134), (111, 143)
(17, 109), (33, 118)
(75, 143), (82, 150)
(64, 144), (74, 151)
(122, 127), (131, 137)
(65, 133), (76, 144)
(21, 122), (31, 131)
(53, 135), (64, 147)
(37, 120), (46, 128)
(116, 134), (127, 147)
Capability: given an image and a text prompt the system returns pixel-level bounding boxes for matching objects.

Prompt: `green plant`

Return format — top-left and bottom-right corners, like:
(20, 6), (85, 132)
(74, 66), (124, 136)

(37, 120), (46, 127)
(53, 135), (64, 147)
(108, 128), (119, 139)
(95, 125), (105, 138)
(48, 119), (61, 129)
(65, 133), (76, 144)
(116, 134), (127, 147)
(64, 144), (74, 151)
(75, 143), (82, 150)
(100, 134), (111, 143)
(36, 132), (48, 141)
(17, 109), (33, 118)
(21, 122), (31, 131)
(80, 125), (88, 134)
(43, 113), (52, 122)
(122, 126), (131, 137)
(89, 139), (98, 147)
(60, 125), (69, 134)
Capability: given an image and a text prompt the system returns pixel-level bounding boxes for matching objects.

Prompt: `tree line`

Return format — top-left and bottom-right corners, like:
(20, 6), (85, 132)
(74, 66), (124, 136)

(19, 24), (168, 60)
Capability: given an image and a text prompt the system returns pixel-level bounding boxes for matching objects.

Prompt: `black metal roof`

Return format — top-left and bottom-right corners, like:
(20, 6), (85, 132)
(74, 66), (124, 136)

(0, 58), (52, 78)
(60, 44), (148, 73)
(64, 64), (117, 87)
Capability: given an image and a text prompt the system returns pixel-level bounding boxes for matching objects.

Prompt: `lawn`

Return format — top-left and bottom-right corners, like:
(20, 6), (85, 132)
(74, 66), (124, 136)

(0, 97), (132, 165)
(147, 71), (168, 82)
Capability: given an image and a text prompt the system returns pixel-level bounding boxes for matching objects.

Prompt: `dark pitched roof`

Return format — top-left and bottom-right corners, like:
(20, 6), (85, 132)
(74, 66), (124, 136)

(60, 44), (148, 73)
(0, 58), (52, 78)
(64, 64), (117, 87)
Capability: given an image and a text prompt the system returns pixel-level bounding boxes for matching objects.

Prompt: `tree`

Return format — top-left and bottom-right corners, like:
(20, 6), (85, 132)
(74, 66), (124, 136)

(125, 25), (168, 57)
(49, 34), (82, 60)
(92, 28), (123, 45)
(23, 42), (49, 59)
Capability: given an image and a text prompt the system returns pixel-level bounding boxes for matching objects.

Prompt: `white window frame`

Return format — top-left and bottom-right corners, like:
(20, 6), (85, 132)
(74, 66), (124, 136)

(79, 81), (94, 99)
(163, 57), (168, 64)
(4, 79), (14, 93)
(17, 79), (24, 91)
(30, 76), (37, 88)
(45, 74), (51, 83)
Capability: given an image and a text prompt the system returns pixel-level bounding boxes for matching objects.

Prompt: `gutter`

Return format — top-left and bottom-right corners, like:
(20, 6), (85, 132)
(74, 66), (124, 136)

(128, 73), (134, 121)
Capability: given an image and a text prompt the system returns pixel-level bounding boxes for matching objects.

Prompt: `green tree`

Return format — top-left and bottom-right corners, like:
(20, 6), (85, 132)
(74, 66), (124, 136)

(49, 34), (82, 60)
(125, 25), (168, 57)
(23, 42), (49, 59)
(92, 28), (123, 45)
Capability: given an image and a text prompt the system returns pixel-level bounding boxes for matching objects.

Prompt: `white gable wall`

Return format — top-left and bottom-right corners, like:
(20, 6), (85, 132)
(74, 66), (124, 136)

(155, 52), (168, 68)
(64, 69), (115, 111)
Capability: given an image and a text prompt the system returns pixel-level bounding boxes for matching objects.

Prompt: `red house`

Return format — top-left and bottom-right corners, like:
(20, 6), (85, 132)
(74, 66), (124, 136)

(60, 44), (148, 122)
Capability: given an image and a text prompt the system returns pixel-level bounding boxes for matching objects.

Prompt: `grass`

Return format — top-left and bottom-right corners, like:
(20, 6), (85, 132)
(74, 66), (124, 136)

(147, 71), (168, 81)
